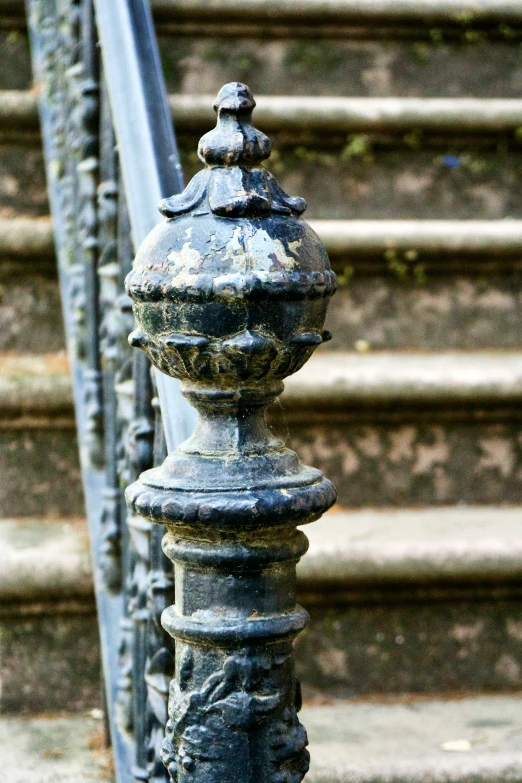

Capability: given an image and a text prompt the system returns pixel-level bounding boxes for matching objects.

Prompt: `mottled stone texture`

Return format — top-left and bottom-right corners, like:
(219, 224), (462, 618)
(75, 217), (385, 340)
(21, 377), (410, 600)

(296, 598), (522, 699)
(325, 277), (522, 352)
(180, 150), (522, 221)
(0, 713), (110, 783)
(284, 420), (522, 507)
(0, 277), (65, 353)
(158, 39), (522, 99)
(0, 145), (48, 217)
(6, 30), (522, 99)
(0, 31), (32, 91)
(0, 429), (83, 517)
(0, 610), (100, 713)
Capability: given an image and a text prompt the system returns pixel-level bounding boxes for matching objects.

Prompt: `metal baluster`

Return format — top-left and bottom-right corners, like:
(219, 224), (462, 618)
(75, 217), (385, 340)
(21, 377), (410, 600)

(77, 0), (104, 468)
(125, 83), (337, 783)
(145, 392), (174, 783)
(114, 182), (137, 745)
(98, 77), (123, 591)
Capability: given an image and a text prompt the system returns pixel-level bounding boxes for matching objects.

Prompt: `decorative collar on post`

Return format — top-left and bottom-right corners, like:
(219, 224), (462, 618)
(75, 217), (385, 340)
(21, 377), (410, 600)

(125, 83), (336, 783)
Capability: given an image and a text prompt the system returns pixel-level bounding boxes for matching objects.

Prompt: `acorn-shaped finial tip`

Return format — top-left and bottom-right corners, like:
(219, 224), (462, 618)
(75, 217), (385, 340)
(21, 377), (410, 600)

(212, 82), (256, 115)
(198, 83), (270, 167)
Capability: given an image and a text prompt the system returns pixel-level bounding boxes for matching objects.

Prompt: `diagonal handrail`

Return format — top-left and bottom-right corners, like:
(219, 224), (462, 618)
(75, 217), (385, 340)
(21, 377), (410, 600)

(93, 0), (197, 451)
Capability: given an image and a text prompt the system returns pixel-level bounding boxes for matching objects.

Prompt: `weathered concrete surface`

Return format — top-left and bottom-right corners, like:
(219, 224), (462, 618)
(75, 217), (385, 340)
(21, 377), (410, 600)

(7, 506), (522, 599)
(299, 506), (522, 586)
(0, 354), (72, 415)
(12, 351), (522, 416)
(0, 145), (47, 216)
(0, 277), (65, 353)
(0, 611), (100, 713)
(3, 696), (522, 783)
(184, 149), (522, 221)
(0, 713), (111, 782)
(0, 518), (91, 600)
(158, 38), (522, 99)
(304, 695), (522, 782)
(326, 278), (522, 352)
(0, 428), (82, 518)
(0, 32), (31, 92)
(5, 138), (522, 223)
(284, 352), (522, 409)
(298, 597), (522, 698)
(5, 352), (522, 511)
(286, 419), (522, 507)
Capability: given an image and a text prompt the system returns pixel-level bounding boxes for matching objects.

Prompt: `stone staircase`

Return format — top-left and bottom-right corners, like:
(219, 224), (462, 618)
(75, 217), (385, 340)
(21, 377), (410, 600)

(3, 0), (522, 780)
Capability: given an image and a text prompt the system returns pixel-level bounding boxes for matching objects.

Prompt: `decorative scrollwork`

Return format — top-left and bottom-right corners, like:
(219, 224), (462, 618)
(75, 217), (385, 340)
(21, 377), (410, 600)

(161, 646), (309, 783)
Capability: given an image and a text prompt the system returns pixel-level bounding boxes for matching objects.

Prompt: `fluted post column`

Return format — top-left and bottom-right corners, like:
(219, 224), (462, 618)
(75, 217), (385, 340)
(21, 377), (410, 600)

(125, 82), (336, 783)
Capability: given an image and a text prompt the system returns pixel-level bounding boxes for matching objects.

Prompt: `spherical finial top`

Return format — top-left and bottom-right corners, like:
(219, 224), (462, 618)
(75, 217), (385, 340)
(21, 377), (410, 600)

(197, 82), (271, 167)
(126, 83), (336, 389)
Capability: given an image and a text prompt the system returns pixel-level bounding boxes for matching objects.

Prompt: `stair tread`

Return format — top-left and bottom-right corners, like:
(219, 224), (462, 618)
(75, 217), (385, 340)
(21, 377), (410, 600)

(0, 712), (109, 783)
(5, 0), (522, 25)
(303, 693), (522, 782)
(6, 89), (522, 134)
(0, 517), (91, 601)
(300, 506), (522, 585)
(285, 351), (522, 407)
(5, 695), (522, 783)
(6, 351), (522, 414)
(4, 506), (522, 601)
(5, 215), (522, 258)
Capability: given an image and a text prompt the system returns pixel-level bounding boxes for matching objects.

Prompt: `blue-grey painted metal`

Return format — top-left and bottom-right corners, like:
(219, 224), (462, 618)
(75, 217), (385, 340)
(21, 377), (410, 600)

(24, 2), (134, 781)
(93, 0), (197, 451)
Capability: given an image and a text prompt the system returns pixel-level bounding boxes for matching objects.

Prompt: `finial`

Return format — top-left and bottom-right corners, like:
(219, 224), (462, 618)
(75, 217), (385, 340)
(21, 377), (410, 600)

(197, 82), (271, 167)
(158, 83), (305, 219)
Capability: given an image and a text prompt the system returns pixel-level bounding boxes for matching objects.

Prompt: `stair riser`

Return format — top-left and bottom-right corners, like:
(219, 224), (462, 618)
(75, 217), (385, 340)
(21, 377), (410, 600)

(158, 38), (522, 99)
(0, 144), (47, 216)
(0, 31), (31, 91)
(0, 608), (100, 713)
(6, 274), (522, 353)
(0, 428), (82, 517)
(327, 277), (522, 352)
(2, 415), (522, 516)
(6, 27), (522, 98)
(297, 594), (522, 699)
(6, 142), (522, 220)
(4, 592), (521, 711)
(282, 418), (522, 507)
(0, 277), (65, 353)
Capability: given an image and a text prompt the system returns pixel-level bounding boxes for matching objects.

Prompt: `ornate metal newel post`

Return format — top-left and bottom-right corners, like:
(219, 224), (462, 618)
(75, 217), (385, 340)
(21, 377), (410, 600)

(125, 83), (336, 783)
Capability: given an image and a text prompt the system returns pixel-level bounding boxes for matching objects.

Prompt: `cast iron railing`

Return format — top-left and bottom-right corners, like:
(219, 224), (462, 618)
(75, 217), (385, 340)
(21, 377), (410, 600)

(25, 1), (336, 781)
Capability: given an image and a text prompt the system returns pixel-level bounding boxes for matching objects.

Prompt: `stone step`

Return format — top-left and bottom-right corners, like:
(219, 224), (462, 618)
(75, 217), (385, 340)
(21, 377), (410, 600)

(6, 0), (522, 34)
(6, 24), (522, 108)
(6, 216), (522, 260)
(7, 141), (522, 221)
(9, 90), (522, 135)
(300, 505), (522, 588)
(5, 695), (522, 783)
(5, 506), (522, 600)
(4, 508), (522, 706)
(303, 693), (522, 783)
(7, 214), (522, 353)
(5, 351), (522, 513)
(7, 350), (522, 416)
(0, 712), (110, 783)
(297, 508), (522, 698)
(0, 517), (99, 714)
